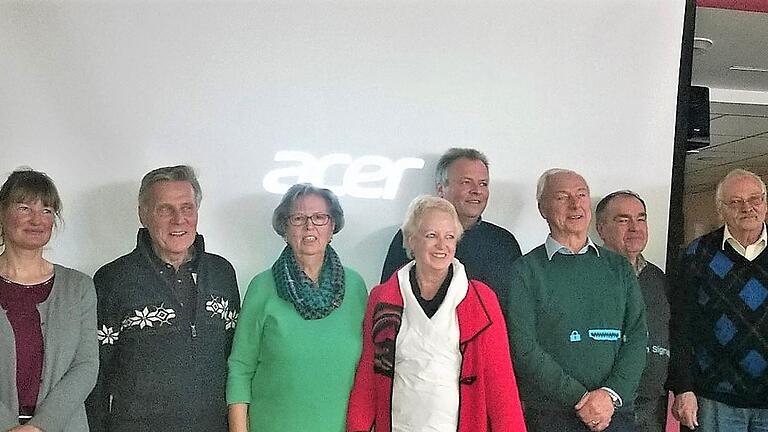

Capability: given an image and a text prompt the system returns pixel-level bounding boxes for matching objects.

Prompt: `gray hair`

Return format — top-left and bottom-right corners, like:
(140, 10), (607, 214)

(272, 183), (345, 237)
(401, 195), (464, 259)
(139, 165), (202, 208)
(435, 148), (489, 188)
(536, 168), (584, 202)
(0, 168), (63, 246)
(595, 190), (647, 225)
(715, 168), (767, 207)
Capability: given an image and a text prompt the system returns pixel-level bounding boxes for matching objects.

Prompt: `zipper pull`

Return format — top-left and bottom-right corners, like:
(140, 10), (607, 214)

(190, 324), (197, 338)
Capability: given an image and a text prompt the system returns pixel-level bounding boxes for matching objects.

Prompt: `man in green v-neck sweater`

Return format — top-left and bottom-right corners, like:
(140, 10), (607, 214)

(501, 169), (647, 432)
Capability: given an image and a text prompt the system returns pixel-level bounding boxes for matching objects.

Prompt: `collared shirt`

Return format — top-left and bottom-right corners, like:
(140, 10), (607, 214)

(544, 235), (600, 260)
(722, 223), (767, 261)
(146, 243), (199, 321)
(632, 253), (648, 277)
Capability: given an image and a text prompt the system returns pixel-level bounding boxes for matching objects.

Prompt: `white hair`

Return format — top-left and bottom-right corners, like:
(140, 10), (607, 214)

(536, 168), (582, 202)
(715, 168), (767, 207)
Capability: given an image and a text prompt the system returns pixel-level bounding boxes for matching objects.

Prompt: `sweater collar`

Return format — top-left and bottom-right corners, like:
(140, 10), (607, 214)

(136, 227), (203, 270)
(544, 235), (600, 260)
(722, 223), (767, 260)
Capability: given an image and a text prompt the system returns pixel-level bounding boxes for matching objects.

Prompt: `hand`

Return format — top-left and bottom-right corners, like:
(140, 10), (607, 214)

(672, 391), (699, 429)
(574, 389), (615, 432)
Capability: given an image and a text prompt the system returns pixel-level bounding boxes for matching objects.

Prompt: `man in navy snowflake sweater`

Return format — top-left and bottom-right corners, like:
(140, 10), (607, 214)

(85, 166), (240, 432)
(670, 168), (768, 431)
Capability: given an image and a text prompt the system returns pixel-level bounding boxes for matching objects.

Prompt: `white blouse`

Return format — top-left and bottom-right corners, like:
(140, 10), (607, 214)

(391, 259), (468, 432)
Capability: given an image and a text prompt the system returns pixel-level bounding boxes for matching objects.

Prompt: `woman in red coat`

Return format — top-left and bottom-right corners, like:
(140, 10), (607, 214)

(347, 195), (526, 432)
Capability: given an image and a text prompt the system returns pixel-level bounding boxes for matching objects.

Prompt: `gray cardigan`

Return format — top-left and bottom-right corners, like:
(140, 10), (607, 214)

(0, 264), (98, 431)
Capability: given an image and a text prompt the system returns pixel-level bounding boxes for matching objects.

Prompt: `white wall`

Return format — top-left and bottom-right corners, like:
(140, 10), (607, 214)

(1, 1), (685, 290)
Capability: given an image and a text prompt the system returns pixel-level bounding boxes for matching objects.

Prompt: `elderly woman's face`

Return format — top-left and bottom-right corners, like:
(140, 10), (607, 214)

(1, 200), (55, 251)
(285, 193), (335, 261)
(408, 208), (458, 274)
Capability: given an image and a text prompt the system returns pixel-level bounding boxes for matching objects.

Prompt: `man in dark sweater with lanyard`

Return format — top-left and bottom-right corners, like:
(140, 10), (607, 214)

(86, 165), (240, 432)
(596, 190), (671, 432)
(670, 168), (768, 432)
(503, 168), (647, 432)
(380, 148), (522, 295)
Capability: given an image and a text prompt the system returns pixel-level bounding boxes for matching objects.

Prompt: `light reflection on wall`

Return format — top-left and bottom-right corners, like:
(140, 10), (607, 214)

(262, 151), (425, 199)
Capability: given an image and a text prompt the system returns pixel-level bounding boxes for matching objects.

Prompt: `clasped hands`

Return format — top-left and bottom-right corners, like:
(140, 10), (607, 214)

(575, 389), (615, 432)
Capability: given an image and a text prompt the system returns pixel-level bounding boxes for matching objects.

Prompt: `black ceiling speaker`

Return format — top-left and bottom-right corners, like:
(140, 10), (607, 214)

(687, 85), (710, 150)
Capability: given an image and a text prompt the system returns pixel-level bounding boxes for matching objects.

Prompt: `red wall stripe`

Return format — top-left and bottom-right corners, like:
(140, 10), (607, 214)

(697, 0), (768, 13)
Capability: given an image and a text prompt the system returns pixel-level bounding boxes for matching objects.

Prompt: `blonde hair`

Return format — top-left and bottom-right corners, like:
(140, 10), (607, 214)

(401, 195), (464, 258)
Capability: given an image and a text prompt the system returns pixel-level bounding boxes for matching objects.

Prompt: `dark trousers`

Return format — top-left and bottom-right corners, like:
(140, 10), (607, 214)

(634, 396), (668, 432)
(525, 406), (638, 432)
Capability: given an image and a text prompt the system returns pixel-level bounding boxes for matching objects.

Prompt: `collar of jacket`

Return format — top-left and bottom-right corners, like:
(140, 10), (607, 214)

(456, 281), (493, 347)
(135, 227), (204, 270)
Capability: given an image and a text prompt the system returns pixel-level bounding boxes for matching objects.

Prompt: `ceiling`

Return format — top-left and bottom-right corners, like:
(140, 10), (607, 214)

(686, 6), (768, 195)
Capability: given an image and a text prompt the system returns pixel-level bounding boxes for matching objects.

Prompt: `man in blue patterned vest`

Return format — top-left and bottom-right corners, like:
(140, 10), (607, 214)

(670, 168), (768, 431)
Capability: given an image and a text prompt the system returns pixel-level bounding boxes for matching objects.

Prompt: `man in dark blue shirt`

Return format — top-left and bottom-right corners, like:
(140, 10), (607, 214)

(380, 148), (522, 296)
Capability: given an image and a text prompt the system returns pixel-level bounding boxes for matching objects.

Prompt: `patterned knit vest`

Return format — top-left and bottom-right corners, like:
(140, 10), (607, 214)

(686, 229), (768, 407)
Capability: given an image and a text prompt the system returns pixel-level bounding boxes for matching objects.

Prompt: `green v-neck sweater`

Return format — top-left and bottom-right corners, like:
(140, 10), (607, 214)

(502, 245), (647, 410)
(227, 268), (367, 431)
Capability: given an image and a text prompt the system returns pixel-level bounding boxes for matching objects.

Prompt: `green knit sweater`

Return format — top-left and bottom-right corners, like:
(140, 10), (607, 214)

(503, 245), (647, 410)
(226, 267), (367, 431)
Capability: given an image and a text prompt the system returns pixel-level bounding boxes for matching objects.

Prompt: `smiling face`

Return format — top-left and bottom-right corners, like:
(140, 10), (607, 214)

(437, 158), (489, 228)
(139, 180), (199, 267)
(0, 200), (55, 251)
(407, 208), (459, 274)
(717, 174), (767, 243)
(597, 194), (648, 262)
(538, 171), (591, 241)
(285, 193), (335, 262)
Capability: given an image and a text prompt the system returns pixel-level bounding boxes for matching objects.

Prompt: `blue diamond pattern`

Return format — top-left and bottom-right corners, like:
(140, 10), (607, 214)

(715, 314), (737, 345)
(696, 348), (712, 371)
(709, 252), (734, 278)
(687, 238), (701, 255)
(716, 381), (735, 394)
(740, 350), (767, 378)
(698, 288), (710, 306)
(740, 278), (768, 311)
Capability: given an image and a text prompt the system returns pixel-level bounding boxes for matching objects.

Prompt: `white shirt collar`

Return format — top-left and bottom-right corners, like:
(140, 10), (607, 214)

(722, 223), (767, 249)
(722, 223), (767, 261)
(545, 235), (600, 260)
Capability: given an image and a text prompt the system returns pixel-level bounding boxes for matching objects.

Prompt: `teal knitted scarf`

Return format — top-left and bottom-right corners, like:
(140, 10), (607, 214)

(272, 244), (345, 320)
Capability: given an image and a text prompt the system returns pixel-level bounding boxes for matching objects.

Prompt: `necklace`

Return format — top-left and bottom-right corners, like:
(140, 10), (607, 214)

(0, 273), (54, 288)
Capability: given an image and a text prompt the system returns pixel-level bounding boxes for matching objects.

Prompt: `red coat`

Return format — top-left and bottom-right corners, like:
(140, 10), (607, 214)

(346, 273), (527, 432)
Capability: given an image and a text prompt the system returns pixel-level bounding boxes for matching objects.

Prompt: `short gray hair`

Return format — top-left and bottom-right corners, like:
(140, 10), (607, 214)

(595, 190), (646, 225)
(139, 165), (202, 207)
(272, 183), (345, 237)
(401, 195), (464, 259)
(435, 148), (489, 188)
(715, 168), (767, 207)
(536, 168), (583, 202)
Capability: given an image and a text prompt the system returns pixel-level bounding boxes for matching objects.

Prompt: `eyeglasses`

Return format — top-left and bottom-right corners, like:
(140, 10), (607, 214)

(722, 194), (766, 209)
(287, 213), (331, 226)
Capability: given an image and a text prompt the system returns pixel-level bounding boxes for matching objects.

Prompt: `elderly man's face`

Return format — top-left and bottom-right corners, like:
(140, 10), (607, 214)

(539, 171), (591, 239)
(717, 175), (767, 238)
(139, 180), (199, 266)
(597, 195), (648, 260)
(437, 158), (489, 228)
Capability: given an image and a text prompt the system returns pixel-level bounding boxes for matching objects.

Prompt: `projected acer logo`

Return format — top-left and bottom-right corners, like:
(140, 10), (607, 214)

(263, 151), (425, 199)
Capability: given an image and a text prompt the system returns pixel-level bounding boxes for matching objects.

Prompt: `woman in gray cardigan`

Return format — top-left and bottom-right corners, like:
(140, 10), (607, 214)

(0, 169), (98, 432)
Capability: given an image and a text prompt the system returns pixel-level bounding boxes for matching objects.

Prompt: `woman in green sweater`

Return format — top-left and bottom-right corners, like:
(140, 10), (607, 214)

(226, 183), (367, 432)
